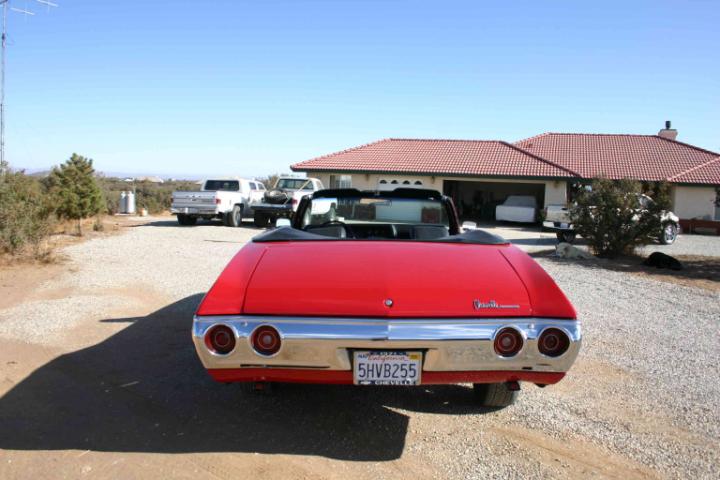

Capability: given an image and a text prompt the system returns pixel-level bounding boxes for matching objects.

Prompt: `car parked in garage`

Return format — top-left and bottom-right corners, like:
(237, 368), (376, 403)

(495, 195), (538, 223)
(192, 188), (581, 407)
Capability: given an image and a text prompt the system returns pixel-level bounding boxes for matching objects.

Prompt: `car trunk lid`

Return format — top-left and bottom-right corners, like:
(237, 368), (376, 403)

(242, 241), (532, 318)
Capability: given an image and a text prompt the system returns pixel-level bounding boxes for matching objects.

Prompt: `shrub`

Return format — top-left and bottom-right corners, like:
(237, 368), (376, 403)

(570, 178), (671, 258)
(92, 216), (105, 232)
(45, 154), (104, 236)
(97, 177), (198, 215)
(0, 169), (55, 257)
(257, 173), (280, 190)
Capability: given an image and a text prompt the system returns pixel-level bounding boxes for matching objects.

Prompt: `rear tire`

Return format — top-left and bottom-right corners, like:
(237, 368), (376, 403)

(473, 383), (518, 408)
(660, 223), (678, 245)
(254, 211), (270, 228)
(177, 214), (197, 226)
(226, 205), (243, 228)
(556, 231), (576, 243)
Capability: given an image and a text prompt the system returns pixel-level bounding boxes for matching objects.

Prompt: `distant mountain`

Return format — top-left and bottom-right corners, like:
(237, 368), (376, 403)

(14, 166), (259, 181)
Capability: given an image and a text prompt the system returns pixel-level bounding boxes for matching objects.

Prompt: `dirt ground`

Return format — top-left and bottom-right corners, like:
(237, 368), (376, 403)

(0, 216), (718, 479)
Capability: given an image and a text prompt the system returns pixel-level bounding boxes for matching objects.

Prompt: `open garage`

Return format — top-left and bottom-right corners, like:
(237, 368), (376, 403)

(443, 179), (546, 221)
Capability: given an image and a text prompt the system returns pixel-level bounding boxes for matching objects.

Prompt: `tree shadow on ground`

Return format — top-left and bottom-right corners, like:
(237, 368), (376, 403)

(531, 250), (720, 292)
(0, 295), (492, 460)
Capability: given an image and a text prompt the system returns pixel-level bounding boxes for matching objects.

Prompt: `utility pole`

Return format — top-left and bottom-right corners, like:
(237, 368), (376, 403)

(0, 0), (57, 173)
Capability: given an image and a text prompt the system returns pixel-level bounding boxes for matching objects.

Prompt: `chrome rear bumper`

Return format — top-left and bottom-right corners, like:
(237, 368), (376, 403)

(170, 206), (219, 215)
(192, 315), (581, 374)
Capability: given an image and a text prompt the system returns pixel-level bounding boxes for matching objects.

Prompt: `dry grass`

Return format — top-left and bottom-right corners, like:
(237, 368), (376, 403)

(1, 215), (127, 266)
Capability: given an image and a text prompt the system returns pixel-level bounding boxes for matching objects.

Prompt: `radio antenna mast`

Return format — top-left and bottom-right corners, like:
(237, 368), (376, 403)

(0, 0), (57, 172)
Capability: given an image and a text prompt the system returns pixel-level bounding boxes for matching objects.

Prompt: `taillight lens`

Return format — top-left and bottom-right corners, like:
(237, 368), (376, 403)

(291, 198), (298, 206)
(538, 328), (570, 357)
(251, 325), (282, 356)
(494, 327), (524, 357)
(215, 198), (222, 204)
(205, 325), (236, 355)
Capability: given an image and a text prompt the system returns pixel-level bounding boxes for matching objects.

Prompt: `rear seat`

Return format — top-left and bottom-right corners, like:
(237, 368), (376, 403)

(305, 225), (347, 238)
(412, 225), (449, 239)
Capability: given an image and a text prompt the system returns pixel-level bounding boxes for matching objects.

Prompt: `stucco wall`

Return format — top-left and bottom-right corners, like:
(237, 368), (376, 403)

(543, 181), (567, 206)
(672, 186), (718, 220)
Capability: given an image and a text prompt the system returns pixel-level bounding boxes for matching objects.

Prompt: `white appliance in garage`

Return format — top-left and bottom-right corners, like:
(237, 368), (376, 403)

(495, 195), (538, 223)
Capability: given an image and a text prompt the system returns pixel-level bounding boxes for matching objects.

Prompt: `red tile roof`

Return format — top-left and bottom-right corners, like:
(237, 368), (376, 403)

(515, 133), (720, 185)
(291, 138), (578, 178)
(669, 156), (720, 184)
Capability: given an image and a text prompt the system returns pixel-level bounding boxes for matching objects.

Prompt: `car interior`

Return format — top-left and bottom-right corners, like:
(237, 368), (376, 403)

(303, 222), (450, 240)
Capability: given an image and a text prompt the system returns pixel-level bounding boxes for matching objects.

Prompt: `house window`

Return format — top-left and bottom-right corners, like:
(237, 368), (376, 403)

(403, 180), (410, 185)
(329, 174), (352, 188)
(414, 180), (423, 185)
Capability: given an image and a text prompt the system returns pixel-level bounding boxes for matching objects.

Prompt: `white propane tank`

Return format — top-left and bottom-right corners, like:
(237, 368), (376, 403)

(125, 191), (136, 214)
(119, 191), (128, 213)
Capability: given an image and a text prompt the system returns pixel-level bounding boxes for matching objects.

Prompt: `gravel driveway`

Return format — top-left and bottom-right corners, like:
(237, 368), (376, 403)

(0, 218), (718, 479)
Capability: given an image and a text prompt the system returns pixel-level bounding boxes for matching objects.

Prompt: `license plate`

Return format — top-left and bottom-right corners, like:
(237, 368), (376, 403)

(560, 222), (569, 229)
(353, 351), (422, 385)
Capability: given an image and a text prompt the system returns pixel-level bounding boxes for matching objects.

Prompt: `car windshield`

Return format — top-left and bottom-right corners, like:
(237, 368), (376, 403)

(277, 178), (311, 190)
(204, 180), (239, 191)
(303, 197), (450, 227)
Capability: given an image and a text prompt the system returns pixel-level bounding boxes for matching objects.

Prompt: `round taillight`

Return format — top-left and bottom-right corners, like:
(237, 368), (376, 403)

(251, 325), (282, 356)
(205, 325), (236, 355)
(494, 327), (524, 357)
(538, 328), (570, 357)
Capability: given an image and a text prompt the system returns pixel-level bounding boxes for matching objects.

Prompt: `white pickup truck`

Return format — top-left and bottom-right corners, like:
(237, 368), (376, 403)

(171, 178), (266, 227)
(544, 194), (681, 244)
(252, 176), (324, 227)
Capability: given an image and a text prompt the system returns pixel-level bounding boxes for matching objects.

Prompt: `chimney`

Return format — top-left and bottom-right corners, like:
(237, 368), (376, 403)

(658, 120), (677, 140)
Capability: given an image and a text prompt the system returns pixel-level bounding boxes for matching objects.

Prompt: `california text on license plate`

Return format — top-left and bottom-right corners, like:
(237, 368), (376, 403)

(353, 351), (422, 385)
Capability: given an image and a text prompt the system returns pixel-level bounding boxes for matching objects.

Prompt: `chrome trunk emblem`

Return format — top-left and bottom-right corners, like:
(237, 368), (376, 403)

(473, 299), (520, 310)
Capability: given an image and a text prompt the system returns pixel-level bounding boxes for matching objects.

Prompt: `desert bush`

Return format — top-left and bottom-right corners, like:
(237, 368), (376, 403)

(97, 177), (198, 215)
(45, 154), (104, 236)
(0, 169), (55, 257)
(257, 173), (280, 190)
(570, 178), (671, 257)
(92, 216), (105, 232)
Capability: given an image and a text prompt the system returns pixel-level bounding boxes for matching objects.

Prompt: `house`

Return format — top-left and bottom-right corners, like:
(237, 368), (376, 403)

(291, 124), (720, 222)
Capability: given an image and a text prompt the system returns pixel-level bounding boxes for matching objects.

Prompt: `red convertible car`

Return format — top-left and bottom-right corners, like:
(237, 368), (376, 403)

(193, 188), (580, 407)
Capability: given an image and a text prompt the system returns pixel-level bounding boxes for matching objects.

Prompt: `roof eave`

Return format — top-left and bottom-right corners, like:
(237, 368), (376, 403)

(291, 166), (577, 181)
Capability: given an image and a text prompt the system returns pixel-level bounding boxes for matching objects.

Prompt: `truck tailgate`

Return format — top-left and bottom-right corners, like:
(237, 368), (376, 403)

(172, 191), (217, 209)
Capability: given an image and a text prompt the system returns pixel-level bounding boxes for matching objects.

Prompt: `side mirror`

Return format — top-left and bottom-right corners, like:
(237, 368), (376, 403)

(461, 221), (477, 232)
(275, 218), (291, 228)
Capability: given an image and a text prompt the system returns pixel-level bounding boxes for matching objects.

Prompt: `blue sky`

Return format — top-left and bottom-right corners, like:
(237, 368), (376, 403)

(6, 0), (719, 177)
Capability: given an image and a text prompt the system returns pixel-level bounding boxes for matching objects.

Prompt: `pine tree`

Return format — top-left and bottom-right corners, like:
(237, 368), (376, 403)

(47, 154), (104, 235)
